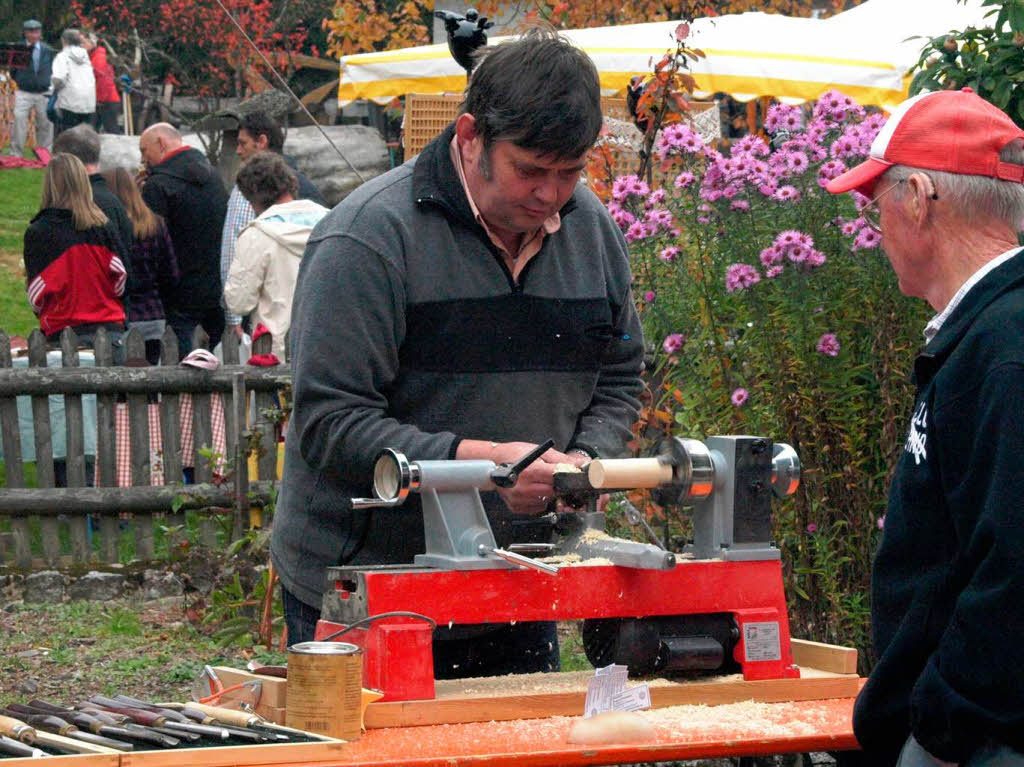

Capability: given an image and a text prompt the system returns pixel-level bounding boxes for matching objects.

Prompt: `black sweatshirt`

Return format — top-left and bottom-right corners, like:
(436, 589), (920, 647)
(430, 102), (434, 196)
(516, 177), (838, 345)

(853, 249), (1024, 764)
(141, 147), (227, 311)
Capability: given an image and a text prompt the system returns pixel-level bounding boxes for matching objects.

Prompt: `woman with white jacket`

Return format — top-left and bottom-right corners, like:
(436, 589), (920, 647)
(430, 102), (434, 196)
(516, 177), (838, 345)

(50, 29), (95, 135)
(224, 152), (328, 360)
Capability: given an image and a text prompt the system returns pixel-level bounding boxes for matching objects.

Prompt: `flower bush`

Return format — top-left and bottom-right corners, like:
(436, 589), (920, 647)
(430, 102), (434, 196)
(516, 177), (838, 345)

(592, 90), (930, 662)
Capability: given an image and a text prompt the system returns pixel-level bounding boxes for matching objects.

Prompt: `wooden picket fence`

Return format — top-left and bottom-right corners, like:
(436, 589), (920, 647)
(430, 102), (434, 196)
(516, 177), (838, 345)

(0, 325), (291, 569)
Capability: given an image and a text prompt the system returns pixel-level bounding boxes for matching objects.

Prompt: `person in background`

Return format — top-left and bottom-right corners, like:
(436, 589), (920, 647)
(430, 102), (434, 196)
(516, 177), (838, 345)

(10, 19), (54, 156)
(138, 122), (228, 355)
(52, 124), (134, 263)
(827, 88), (1024, 767)
(81, 32), (120, 134)
(224, 152), (328, 359)
(104, 167), (180, 365)
(50, 29), (95, 135)
(23, 153), (126, 353)
(220, 111), (325, 339)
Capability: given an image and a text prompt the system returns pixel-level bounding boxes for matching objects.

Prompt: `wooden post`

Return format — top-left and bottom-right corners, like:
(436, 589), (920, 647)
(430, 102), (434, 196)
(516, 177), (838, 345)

(0, 331), (31, 568)
(93, 329), (120, 564)
(159, 326), (184, 558)
(253, 331), (279, 492)
(125, 329), (154, 561)
(232, 371), (248, 542)
(28, 330), (59, 566)
(191, 326), (218, 549)
(60, 329), (91, 564)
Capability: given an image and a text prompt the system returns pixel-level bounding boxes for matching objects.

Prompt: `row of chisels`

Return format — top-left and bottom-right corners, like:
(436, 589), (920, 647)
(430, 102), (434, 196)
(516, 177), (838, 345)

(0, 695), (311, 758)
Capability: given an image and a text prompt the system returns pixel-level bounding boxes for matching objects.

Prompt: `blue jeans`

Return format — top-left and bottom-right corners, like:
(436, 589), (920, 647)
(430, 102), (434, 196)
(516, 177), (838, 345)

(166, 306), (225, 358)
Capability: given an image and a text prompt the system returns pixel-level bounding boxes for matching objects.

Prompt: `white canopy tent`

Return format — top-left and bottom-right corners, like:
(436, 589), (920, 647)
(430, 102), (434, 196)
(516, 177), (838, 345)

(338, 0), (991, 108)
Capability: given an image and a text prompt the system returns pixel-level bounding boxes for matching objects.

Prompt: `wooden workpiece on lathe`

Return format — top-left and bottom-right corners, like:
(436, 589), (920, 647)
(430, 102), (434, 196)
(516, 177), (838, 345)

(587, 458), (673, 489)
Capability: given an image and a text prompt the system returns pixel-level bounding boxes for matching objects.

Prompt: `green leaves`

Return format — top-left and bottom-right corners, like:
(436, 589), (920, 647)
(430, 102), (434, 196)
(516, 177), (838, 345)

(909, 1), (1024, 127)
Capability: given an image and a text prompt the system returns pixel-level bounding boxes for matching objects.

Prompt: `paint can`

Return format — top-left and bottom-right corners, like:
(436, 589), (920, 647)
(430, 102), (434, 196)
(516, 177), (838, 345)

(285, 641), (363, 740)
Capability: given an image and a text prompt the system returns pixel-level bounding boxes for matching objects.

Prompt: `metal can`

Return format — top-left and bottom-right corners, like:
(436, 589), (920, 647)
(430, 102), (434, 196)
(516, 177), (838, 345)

(285, 641), (363, 740)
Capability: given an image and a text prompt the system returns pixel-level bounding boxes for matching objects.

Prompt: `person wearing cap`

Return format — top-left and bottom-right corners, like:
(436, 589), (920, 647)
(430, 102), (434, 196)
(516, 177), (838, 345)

(10, 19), (55, 156)
(826, 88), (1024, 767)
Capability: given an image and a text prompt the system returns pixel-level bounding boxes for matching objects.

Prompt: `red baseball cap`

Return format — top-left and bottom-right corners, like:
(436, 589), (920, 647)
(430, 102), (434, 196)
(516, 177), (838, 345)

(826, 88), (1024, 197)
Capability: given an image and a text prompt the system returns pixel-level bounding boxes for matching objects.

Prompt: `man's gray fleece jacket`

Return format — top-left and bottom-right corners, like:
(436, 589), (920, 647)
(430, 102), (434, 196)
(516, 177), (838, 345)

(272, 124), (645, 609)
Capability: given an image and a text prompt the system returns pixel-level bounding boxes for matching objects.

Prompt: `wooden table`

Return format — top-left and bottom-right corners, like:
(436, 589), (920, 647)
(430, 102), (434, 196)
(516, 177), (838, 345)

(272, 696), (859, 767)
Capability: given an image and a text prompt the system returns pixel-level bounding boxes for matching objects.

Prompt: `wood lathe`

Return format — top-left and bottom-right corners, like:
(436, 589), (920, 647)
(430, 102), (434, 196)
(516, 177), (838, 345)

(315, 435), (803, 702)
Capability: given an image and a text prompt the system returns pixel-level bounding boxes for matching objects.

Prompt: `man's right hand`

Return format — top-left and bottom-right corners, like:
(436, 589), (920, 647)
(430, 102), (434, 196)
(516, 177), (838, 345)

(455, 439), (580, 515)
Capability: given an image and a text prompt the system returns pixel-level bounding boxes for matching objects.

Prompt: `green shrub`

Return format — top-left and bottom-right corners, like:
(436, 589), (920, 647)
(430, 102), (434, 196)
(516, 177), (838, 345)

(592, 91), (929, 668)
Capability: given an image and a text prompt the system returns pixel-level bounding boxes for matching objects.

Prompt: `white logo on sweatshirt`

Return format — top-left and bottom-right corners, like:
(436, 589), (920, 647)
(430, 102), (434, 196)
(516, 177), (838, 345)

(904, 402), (928, 465)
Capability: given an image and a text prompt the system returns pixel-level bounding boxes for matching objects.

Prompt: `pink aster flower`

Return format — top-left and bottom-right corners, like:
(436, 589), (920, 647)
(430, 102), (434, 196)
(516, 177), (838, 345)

(840, 219), (861, 236)
(765, 265), (784, 278)
(644, 290), (656, 302)
(759, 245), (783, 267)
(786, 151), (809, 173)
(674, 171), (696, 189)
(662, 333), (685, 354)
(731, 387), (749, 407)
(852, 227), (882, 251)
(877, 515), (886, 530)
(806, 250), (827, 267)
(806, 523), (817, 534)
(773, 185), (800, 202)
(725, 263), (761, 293)
(730, 199), (750, 212)
(659, 246), (681, 262)
(610, 207), (636, 229)
(625, 221), (650, 242)
(646, 188), (667, 208)
(816, 332), (841, 357)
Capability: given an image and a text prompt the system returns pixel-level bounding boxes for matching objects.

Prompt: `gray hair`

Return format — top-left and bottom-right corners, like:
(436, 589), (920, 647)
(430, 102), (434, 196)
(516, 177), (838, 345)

(52, 123), (102, 166)
(882, 139), (1024, 229)
(61, 28), (81, 47)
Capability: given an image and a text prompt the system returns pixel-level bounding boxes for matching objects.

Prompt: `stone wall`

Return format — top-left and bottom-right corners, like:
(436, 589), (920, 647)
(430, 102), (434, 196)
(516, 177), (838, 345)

(98, 124), (390, 207)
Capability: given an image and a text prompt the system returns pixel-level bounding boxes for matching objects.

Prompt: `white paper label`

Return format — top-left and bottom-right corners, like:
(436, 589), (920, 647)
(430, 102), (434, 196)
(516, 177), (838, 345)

(583, 663), (652, 717)
(743, 621), (782, 662)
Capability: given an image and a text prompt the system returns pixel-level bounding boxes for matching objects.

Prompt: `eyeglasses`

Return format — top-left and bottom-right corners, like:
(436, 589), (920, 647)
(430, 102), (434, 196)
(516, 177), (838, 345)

(860, 176), (939, 233)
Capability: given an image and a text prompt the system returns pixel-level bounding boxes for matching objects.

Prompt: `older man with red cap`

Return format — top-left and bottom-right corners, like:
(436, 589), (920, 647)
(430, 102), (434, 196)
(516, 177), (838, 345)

(827, 88), (1024, 767)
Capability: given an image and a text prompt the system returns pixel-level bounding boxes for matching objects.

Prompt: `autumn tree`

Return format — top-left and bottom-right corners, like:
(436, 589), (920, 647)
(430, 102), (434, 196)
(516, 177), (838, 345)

(72, 0), (311, 104)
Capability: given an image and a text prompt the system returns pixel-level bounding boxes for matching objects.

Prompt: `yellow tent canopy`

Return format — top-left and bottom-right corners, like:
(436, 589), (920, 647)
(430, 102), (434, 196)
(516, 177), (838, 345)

(339, 0), (990, 108)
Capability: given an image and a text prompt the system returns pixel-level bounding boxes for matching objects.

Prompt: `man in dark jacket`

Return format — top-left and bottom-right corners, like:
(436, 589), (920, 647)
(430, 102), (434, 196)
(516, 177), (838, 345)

(827, 89), (1024, 766)
(273, 29), (644, 677)
(139, 123), (228, 354)
(52, 124), (133, 262)
(11, 19), (54, 155)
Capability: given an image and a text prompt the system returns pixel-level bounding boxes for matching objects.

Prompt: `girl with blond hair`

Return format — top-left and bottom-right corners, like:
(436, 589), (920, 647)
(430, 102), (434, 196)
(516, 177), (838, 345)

(23, 153), (127, 352)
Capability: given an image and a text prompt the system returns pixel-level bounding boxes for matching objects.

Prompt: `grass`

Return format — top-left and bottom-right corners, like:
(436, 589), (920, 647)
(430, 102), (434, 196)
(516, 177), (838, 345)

(0, 599), (290, 706)
(0, 167), (42, 337)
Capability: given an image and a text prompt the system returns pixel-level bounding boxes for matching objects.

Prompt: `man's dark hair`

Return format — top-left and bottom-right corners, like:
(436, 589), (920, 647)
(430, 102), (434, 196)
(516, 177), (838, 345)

(460, 27), (601, 162)
(236, 152), (298, 212)
(52, 123), (101, 166)
(239, 112), (284, 153)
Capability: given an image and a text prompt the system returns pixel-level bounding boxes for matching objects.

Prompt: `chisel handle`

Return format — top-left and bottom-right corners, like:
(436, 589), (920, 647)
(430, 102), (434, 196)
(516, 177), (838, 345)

(171, 702), (258, 728)
(88, 697), (165, 727)
(0, 714), (36, 743)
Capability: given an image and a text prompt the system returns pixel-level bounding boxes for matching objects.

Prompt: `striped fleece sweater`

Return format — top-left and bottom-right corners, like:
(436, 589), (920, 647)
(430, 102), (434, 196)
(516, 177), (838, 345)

(23, 208), (126, 337)
(272, 124), (645, 609)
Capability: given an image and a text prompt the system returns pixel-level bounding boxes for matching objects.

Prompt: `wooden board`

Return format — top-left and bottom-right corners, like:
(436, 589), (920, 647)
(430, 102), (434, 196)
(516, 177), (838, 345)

(364, 664), (860, 729)
(791, 638), (859, 675)
(0, 737), (345, 767)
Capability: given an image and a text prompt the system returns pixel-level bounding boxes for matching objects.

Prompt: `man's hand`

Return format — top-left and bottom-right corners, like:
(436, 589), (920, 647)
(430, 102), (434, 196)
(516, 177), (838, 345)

(456, 439), (580, 514)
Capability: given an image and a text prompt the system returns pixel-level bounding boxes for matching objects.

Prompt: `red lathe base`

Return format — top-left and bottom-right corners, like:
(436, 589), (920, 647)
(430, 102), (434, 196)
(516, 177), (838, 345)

(316, 559), (800, 702)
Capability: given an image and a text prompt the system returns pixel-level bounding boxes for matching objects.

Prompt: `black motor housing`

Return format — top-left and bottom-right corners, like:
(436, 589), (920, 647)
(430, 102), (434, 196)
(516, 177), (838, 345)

(582, 613), (740, 677)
